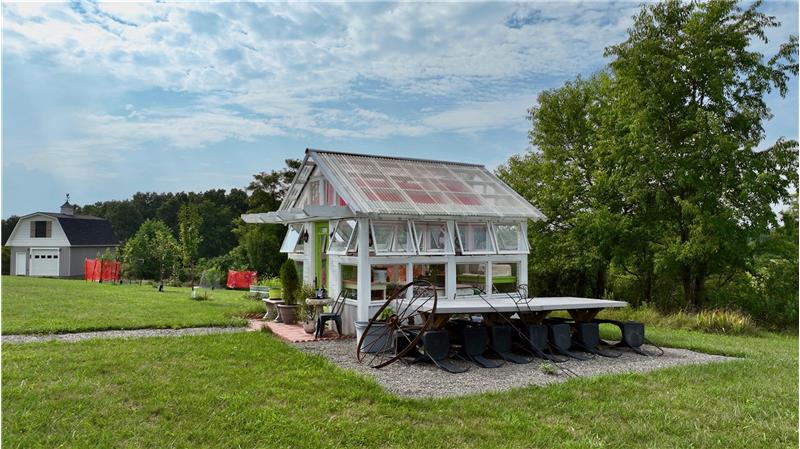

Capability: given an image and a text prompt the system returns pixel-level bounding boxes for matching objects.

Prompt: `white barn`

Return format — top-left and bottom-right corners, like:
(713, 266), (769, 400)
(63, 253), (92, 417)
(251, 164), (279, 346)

(243, 149), (546, 336)
(5, 201), (119, 277)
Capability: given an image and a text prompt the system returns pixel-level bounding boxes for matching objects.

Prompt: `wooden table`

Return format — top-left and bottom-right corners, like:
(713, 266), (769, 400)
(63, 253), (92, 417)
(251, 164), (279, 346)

(417, 296), (628, 328)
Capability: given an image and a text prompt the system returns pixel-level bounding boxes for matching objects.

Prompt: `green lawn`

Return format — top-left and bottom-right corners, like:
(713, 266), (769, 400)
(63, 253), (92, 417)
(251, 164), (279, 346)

(1, 276), (263, 334)
(2, 328), (797, 448)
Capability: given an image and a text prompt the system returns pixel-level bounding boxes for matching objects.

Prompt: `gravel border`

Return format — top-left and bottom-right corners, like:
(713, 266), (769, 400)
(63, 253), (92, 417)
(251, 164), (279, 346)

(296, 339), (737, 398)
(2, 326), (250, 344)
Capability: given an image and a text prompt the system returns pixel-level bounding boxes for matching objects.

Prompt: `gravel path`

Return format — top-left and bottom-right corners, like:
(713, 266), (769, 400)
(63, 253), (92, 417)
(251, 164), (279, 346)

(296, 339), (736, 398)
(2, 326), (250, 344)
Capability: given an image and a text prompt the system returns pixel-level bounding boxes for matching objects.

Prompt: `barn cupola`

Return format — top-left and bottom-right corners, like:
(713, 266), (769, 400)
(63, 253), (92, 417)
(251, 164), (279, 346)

(60, 194), (74, 216)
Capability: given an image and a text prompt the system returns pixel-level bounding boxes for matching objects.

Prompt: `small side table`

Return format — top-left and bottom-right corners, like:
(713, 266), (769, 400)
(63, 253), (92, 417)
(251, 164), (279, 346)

(263, 298), (285, 322)
(305, 298), (330, 322)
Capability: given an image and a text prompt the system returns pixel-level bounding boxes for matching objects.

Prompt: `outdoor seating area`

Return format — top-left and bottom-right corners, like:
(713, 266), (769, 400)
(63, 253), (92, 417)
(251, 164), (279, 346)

(352, 280), (661, 374)
(242, 150), (665, 374)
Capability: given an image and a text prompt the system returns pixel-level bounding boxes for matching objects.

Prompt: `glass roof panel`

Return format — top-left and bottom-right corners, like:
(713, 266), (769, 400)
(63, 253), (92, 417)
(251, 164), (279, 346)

(309, 151), (545, 219)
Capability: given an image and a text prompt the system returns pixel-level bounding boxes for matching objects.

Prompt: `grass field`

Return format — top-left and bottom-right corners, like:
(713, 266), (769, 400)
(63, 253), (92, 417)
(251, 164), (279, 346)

(2, 328), (797, 448)
(1, 276), (263, 334)
(1, 276), (797, 448)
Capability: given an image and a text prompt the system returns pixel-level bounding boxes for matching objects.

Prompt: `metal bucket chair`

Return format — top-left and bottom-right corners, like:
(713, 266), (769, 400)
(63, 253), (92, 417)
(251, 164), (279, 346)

(315, 291), (346, 338)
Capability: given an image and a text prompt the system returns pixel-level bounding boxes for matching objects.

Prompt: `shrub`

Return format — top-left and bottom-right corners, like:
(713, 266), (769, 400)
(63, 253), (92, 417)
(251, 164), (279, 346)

(279, 259), (300, 305)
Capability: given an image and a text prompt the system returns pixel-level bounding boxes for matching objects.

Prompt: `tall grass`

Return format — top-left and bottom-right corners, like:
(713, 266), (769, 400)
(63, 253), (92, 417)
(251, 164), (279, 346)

(598, 305), (759, 336)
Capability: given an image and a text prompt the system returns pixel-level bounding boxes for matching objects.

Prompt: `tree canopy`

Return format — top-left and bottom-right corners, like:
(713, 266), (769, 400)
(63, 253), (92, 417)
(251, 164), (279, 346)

(500, 0), (798, 321)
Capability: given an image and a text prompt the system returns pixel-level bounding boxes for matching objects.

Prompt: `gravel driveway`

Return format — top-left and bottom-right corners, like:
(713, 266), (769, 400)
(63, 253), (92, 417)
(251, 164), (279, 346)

(2, 326), (250, 344)
(296, 339), (736, 398)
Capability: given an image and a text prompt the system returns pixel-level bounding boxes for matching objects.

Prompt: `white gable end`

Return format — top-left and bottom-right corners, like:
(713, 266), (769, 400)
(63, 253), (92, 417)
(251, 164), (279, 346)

(5, 215), (71, 247)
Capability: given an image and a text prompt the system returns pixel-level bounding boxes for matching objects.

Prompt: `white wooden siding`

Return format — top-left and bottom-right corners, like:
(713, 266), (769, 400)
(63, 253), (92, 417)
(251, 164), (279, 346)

(5, 215), (70, 247)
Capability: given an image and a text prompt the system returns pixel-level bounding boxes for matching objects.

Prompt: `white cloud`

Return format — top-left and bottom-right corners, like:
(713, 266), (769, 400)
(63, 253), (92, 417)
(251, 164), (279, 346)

(3, 0), (795, 179)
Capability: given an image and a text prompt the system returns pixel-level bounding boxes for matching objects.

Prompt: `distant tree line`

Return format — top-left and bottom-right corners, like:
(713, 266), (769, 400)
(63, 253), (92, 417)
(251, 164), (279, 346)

(0, 160), (301, 281)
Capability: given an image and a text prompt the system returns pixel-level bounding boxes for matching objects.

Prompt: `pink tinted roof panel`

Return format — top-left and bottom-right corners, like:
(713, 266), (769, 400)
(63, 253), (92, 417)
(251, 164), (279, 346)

(305, 150), (546, 219)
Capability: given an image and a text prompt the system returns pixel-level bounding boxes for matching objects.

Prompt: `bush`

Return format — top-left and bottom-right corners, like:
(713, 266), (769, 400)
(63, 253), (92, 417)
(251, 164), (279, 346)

(279, 259), (299, 305)
(199, 267), (225, 289)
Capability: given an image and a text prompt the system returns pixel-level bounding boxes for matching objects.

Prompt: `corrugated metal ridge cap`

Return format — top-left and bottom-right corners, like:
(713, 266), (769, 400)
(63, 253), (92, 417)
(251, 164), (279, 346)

(306, 148), (486, 168)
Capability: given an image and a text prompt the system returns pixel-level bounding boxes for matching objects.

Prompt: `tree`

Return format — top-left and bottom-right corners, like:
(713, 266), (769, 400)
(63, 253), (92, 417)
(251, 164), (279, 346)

(279, 258), (300, 305)
(605, 0), (798, 308)
(248, 159), (301, 212)
(2, 215), (20, 245)
(498, 74), (624, 298)
(122, 219), (180, 288)
(178, 204), (203, 287)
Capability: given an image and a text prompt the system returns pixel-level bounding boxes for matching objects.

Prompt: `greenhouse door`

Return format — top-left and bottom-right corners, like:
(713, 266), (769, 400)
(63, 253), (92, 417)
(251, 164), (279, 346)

(314, 222), (329, 290)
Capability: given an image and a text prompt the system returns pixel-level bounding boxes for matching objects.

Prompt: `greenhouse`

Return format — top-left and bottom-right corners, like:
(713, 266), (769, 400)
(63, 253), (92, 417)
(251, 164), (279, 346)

(242, 148), (548, 337)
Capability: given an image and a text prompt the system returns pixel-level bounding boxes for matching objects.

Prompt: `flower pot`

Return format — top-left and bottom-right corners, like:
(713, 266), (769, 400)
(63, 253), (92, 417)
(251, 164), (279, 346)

(354, 321), (393, 353)
(277, 304), (299, 325)
(268, 287), (282, 299)
(302, 319), (316, 334)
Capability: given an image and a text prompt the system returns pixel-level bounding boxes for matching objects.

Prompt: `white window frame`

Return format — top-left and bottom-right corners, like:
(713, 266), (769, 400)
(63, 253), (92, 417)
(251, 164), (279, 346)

(370, 220), (416, 256)
(412, 221), (455, 255)
(279, 223), (308, 254)
(327, 219), (358, 255)
(455, 222), (496, 255)
(492, 222), (529, 254)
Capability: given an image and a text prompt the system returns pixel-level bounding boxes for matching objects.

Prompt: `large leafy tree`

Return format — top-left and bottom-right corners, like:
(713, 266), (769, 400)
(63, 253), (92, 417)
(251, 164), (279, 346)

(502, 0), (797, 311)
(499, 75), (622, 297)
(233, 159), (301, 277)
(122, 219), (180, 287)
(605, 0), (798, 308)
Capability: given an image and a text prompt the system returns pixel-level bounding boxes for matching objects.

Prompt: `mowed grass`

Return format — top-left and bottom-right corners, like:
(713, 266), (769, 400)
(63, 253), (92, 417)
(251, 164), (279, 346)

(2, 329), (797, 448)
(1, 276), (263, 334)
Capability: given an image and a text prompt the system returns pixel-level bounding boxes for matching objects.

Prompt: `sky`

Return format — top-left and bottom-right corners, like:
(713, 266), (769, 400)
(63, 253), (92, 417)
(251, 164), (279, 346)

(2, 1), (798, 218)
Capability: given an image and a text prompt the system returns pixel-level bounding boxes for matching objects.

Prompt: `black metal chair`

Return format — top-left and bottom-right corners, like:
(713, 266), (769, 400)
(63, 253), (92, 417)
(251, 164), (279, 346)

(316, 291), (345, 338)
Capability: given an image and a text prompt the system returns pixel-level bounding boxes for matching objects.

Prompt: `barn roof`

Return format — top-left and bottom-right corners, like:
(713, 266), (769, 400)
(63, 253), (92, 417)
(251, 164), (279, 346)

(275, 149), (545, 220)
(22, 212), (119, 246)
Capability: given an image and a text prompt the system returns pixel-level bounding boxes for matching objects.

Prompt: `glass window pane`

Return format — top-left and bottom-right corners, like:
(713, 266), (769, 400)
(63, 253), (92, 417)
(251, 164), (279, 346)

(279, 224), (305, 253)
(328, 220), (356, 255)
(371, 222), (394, 253)
(412, 263), (446, 296)
(494, 223), (522, 253)
(492, 262), (519, 293)
(456, 263), (487, 296)
(370, 264), (406, 301)
(371, 221), (414, 255)
(456, 222), (494, 254)
(414, 221), (451, 254)
(340, 264), (358, 299)
(392, 223), (411, 252)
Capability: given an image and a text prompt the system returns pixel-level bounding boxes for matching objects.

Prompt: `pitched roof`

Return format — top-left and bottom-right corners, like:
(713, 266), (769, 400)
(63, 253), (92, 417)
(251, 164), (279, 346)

(279, 149), (545, 220)
(41, 213), (119, 246)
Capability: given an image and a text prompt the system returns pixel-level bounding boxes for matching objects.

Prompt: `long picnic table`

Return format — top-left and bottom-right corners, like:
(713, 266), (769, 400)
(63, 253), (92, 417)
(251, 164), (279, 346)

(417, 296), (628, 328)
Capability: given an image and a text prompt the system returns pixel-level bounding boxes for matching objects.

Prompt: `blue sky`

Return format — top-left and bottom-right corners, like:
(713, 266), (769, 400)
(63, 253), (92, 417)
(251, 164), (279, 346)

(2, 1), (798, 218)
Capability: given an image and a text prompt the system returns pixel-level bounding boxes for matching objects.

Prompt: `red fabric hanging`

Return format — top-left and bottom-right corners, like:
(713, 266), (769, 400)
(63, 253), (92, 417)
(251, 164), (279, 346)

(84, 259), (121, 282)
(226, 270), (258, 289)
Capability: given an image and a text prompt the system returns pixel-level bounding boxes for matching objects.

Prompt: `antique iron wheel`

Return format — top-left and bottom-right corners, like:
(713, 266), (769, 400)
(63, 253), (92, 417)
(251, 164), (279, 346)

(356, 279), (438, 368)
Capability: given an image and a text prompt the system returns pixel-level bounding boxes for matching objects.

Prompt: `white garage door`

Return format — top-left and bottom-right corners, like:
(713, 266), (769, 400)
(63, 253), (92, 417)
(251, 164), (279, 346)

(30, 248), (60, 277)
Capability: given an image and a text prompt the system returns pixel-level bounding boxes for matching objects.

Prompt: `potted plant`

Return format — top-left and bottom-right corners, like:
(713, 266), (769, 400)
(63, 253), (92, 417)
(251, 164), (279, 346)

(355, 306), (394, 353)
(267, 277), (282, 299)
(276, 259), (300, 324)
